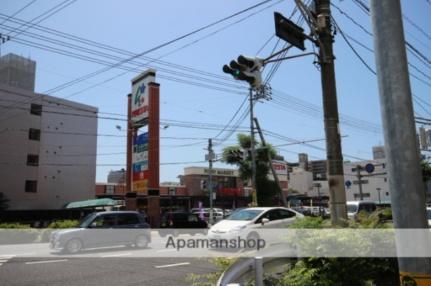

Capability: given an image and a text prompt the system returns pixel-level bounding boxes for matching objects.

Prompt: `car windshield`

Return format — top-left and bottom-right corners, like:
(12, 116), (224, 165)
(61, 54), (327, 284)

(226, 209), (263, 221)
(347, 204), (358, 213)
(78, 213), (97, 228)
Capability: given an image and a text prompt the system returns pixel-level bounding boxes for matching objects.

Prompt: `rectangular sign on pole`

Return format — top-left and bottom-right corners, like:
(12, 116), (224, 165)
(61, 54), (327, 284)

(132, 132), (149, 192)
(272, 160), (288, 176)
(131, 69), (156, 124)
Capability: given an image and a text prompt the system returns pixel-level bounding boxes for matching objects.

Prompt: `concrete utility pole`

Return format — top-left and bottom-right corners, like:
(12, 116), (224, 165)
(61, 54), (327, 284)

(355, 165), (364, 201)
(249, 88), (258, 206)
(315, 0), (347, 224)
(126, 93), (132, 193)
(208, 138), (214, 226)
(370, 0), (431, 282)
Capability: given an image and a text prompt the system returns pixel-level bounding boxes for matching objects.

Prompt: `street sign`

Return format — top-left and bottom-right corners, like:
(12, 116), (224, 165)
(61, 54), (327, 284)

(365, 163), (375, 173)
(345, 180), (352, 188)
(353, 180), (369, 185)
(274, 12), (306, 51)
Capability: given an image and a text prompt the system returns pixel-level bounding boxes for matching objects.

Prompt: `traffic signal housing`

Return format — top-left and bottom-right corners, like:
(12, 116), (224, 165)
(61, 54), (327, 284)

(200, 179), (207, 190)
(223, 55), (263, 89)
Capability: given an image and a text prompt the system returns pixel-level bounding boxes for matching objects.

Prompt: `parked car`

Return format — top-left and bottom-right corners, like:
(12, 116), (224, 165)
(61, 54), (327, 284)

(49, 211), (151, 254)
(347, 201), (377, 220)
(159, 211), (208, 236)
(161, 211), (208, 228)
(427, 207), (431, 227)
(208, 207), (304, 241)
(191, 208), (224, 223)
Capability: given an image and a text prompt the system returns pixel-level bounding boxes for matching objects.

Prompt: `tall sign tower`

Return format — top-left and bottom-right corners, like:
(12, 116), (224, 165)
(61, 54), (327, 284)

(126, 69), (160, 226)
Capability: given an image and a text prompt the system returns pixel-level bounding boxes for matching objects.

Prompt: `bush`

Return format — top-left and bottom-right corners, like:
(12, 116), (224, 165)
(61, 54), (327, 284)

(47, 220), (79, 229)
(278, 210), (399, 286)
(0, 222), (31, 229)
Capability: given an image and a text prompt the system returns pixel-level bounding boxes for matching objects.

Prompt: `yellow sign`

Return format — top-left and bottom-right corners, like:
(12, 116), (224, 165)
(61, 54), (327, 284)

(133, 180), (148, 193)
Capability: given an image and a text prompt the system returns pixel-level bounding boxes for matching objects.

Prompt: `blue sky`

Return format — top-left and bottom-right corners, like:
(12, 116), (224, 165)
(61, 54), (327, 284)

(1, 0), (430, 183)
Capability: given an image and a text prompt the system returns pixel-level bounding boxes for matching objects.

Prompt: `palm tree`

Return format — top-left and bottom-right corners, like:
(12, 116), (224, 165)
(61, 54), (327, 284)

(221, 133), (279, 206)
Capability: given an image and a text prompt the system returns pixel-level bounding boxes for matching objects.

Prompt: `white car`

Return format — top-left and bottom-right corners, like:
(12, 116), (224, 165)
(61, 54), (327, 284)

(427, 207), (431, 227)
(346, 201), (377, 219)
(208, 207), (304, 240)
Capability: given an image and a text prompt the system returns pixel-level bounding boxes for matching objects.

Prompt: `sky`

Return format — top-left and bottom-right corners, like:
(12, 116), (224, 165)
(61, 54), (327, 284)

(1, 0), (430, 183)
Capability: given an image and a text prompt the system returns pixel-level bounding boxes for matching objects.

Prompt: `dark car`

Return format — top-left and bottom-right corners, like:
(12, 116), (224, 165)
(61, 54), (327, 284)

(50, 211), (151, 254)
(159, 211), (207, 237)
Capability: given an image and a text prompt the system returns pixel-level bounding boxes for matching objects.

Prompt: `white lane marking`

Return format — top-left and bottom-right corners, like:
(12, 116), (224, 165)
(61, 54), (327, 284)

(1, 253), (35, 257)
(100, 253), (132, 258)
(0, 260), (8, 263)
(25, 259), (68, 265)
(156, 249), (177, 253)
(155, 262), (190, 269)
(0, 263), (3, 266)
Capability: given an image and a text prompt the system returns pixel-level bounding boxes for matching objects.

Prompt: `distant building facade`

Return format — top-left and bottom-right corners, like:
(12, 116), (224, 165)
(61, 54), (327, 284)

(372, 146), (385, 160)
(107, 169), (126, 184)
(0, 54), (97, 209)
(0, 54), (36, 91)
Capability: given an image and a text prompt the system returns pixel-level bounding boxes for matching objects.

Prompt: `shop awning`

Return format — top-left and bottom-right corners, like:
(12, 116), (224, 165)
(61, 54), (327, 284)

(65, 198), (119, 209)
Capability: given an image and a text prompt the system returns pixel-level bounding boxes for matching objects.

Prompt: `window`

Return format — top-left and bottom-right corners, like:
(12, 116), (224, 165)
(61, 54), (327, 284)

(354, 193), (370, 199)
(91, 214), (117, 228)
(27, 154), (39, 166)
(28, 128), (41, 141)
(105, 185), (114, 195)
(25, 180), (37, 193)
(117, 214), (139, 226)
(30, 104), (42, 116)
(168, 187), (176, 195)
(279, 209), (296, 219)
(188, 214), (198, 222)
(386, 192), (389, 196)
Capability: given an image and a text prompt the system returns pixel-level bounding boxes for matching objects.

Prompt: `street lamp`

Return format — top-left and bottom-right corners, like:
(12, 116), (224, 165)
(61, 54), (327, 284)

(313, 182), (322, 217)
(376, 187), (382, 204)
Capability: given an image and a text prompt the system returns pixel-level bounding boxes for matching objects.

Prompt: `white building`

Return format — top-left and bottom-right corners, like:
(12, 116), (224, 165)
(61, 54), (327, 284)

(0, 54), (97, 209)
(343, 159), (389, 202)
(288, 167), (330, 197)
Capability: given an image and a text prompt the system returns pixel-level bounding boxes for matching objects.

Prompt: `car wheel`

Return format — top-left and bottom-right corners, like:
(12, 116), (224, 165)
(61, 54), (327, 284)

(65, 238), (82, 254)
(135, 235), (149, 248)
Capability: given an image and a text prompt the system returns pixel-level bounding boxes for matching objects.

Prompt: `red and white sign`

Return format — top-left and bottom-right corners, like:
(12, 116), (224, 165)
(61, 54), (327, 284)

(272, 160), (288, 176)
(131, 69), (155, 124)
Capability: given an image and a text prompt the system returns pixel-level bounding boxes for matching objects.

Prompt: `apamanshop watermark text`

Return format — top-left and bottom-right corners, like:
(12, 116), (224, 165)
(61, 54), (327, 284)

(165, 236), (266, 251)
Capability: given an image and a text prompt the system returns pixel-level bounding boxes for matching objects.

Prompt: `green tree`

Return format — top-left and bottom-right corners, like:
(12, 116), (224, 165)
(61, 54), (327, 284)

(0, 192), (9, 211)
(221, 133), (279, 206)
(421, 160), (431, 182)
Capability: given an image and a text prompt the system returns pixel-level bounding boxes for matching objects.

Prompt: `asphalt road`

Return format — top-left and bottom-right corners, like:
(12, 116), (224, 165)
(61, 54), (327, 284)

(0, 256), (217, 286)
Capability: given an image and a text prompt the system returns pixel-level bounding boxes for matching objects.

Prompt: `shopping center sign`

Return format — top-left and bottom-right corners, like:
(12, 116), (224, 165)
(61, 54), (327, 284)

(131, 69), (155, 124)
(132, 132), (149, 192)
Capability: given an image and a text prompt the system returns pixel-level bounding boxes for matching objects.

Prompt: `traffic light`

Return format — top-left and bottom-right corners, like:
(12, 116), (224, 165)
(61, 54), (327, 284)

(223, 55), (263, 89)
(200, 179), (207, 190)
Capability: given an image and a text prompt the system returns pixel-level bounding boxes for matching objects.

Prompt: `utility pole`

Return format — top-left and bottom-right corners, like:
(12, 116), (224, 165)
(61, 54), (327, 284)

(370, 0), (431, 282)
(355, 165), (364, 201)
(315, 0), (347, 224)
(254, 117), (288, 207)
(376, 187), (381, 204)
(249, 88), (258, 206)
(208, 138), (214, 226)
(126, 94), (132, 194)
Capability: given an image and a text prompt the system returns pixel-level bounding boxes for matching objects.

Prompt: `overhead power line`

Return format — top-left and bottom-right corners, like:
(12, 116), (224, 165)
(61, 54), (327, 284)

(0, 0), (280, 119)
(7, 0), (77, 38)
(0, 0), (37, 26)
